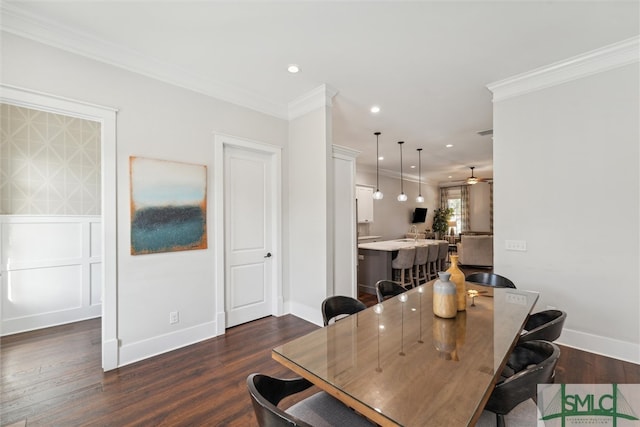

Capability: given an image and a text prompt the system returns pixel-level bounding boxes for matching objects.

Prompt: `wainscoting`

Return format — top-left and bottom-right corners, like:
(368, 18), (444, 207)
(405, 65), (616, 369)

(0, 215), (101, 335)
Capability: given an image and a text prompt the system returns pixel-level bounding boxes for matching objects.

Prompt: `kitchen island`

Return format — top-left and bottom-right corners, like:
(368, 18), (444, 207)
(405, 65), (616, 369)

(357, 238), (447, 294)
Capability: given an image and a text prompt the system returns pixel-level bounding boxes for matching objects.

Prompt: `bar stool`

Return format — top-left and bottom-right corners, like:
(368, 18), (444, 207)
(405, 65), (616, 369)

(391, 247), (415, 288)
(413, 245), (429, 287)
(426, 244), (439, 280)
(437, 241), (449, 272)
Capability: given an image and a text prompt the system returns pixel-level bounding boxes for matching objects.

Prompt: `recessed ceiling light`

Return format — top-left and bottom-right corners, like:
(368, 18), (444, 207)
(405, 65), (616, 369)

(410, 165), (416, 169)
(446, 144), (453, 148)
(448, 176), (452, 179)
(370, 105), (381, 113)
(378, 156), (384, 160)
(287, 64), (300, 73)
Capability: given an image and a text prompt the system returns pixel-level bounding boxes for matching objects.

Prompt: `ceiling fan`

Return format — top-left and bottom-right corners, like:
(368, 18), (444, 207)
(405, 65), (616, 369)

(466, 166), (485, 185)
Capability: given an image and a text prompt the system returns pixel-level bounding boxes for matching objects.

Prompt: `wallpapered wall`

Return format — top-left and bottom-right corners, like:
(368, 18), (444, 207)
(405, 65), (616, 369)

(0, 104), (101, 215)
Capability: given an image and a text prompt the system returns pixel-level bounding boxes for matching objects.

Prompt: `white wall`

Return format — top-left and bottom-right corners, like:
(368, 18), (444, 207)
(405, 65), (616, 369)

(491, 43), (639, 362)
(356, 169), (439, 239)
(1, 33), (288, 366)
(288, 106), (331, 324)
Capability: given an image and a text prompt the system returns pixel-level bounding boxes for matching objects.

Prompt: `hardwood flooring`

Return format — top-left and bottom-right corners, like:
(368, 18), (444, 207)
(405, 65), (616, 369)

(2, 313), (639, 426)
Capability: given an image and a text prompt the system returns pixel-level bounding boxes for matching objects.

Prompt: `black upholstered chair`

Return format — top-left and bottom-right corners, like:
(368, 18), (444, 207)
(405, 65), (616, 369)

(465, 272), (516, 289)
(484, 340), (560, 427)
(375, 280), (408, 303)
(518, 310), (566, 344)
(247, 373), (375, 427)
(321, 295), (367, 326)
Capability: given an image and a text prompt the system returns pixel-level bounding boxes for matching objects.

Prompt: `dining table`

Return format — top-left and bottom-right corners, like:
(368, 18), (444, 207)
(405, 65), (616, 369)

(272, 281), (539, 426)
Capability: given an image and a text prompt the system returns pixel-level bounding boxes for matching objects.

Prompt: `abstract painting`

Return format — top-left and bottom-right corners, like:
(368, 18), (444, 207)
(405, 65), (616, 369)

(130, 157), (207, 255)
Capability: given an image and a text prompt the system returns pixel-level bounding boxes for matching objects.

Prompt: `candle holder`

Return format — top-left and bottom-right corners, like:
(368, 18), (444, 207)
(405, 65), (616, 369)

(398, 293), (408, 356)
(373, 303), (384, 372)
(417, 285), (424, 343)
(467, 289), (479, 306)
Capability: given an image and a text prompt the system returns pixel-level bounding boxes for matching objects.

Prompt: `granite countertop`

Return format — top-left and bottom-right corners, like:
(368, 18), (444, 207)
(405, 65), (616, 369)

(358, 238), (446, 251)
(357, 235), (382, 240)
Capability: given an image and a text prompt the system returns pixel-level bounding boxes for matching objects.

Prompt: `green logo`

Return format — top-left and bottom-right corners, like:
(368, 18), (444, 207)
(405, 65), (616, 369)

(539, 384), (639, 426)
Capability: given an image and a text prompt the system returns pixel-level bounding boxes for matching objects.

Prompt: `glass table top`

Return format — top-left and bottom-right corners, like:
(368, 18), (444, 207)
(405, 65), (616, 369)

(273, 282), (538, 426)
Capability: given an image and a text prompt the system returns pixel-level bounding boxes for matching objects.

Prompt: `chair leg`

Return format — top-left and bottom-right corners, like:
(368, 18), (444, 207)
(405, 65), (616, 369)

(496, 413), (505, 427)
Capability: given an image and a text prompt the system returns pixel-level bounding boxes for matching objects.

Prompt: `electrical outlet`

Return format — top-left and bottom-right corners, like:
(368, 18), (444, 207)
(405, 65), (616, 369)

(505, 240), (527, 251)
(169, 311), (179, 324)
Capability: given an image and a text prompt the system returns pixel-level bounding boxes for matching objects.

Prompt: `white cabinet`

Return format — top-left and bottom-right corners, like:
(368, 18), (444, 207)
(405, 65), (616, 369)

(356, 186), (374, 223)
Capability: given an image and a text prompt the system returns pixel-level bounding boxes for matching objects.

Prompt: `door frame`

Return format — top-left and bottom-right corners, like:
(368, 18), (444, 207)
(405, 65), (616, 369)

(0, 84), (118, 370)
(213, 133), (283, 335)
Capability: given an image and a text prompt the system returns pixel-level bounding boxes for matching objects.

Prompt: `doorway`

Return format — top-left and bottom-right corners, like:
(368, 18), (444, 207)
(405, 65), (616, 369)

(213, 134), (282, 331)
(0, 85), (118, 370)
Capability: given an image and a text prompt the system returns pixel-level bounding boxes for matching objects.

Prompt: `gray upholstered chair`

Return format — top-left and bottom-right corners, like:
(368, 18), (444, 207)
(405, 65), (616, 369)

(391, 247), (415, 288)
(426, 244), (440, 280)
(436, 241), (449, 272)
(457, 235), (493, 267)
(412, 245), (429, 287)
(247, 373), (375, 427)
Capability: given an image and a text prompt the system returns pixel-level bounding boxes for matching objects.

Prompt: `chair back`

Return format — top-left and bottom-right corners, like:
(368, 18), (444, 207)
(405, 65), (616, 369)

(426, 244), (439, 262)
(247, 374), (313, 427)
(465, 272), (516, 288)
(485, 341), (560, 416)
(375, 280), (407, 303)
(322, 296), (367, 326)
(391, 247), (415, 269)
(413, 245), (429, 266)
(437, 241), (449, 259)
(519, 310), (567, 343)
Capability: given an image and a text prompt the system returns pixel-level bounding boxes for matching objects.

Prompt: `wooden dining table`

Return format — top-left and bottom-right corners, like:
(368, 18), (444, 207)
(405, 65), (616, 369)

(272, 281), (539, 426)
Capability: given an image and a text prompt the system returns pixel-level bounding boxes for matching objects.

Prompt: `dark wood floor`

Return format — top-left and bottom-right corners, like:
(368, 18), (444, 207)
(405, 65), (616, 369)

(2, 313), (639, 426)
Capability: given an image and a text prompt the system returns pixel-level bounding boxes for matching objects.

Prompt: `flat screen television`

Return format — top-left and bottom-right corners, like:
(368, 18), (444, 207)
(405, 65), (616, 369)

(412, 208), (427, 223)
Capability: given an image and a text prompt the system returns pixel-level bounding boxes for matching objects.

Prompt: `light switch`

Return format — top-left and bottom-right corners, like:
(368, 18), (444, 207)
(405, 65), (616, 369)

(505, 240), (527, 251)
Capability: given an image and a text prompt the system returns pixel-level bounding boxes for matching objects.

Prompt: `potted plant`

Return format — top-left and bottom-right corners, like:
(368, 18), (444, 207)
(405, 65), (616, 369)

(432, 207), (454, 240)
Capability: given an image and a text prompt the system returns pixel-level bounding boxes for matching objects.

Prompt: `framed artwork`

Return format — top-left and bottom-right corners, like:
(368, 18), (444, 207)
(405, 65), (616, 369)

(129, 156), (207, 255)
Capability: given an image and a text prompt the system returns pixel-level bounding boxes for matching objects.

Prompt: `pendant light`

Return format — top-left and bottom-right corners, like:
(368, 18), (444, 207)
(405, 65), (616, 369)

(415, 148), (424, 203)
(397, 141), (407, 202)
(372, 132), (383, 200)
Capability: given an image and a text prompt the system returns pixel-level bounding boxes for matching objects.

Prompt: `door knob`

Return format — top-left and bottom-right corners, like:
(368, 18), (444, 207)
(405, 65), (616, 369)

(264, 252), (272, 258)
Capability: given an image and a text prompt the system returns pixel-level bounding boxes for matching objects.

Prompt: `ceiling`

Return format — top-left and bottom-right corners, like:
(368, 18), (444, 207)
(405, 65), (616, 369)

(3, 1), (639, 184)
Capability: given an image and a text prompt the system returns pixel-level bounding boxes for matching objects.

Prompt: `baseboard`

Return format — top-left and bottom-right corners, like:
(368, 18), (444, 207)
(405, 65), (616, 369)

(118, 320), (219, 368)
(558, 327), (640, 364)
(102, 338), (119, 371)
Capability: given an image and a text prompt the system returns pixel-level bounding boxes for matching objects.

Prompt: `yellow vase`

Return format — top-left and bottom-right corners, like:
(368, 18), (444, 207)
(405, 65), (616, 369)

(447, 255), (466, 311)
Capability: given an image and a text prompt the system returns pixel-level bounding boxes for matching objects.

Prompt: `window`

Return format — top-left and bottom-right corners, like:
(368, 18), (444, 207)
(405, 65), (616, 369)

(445, 188), (461, 235)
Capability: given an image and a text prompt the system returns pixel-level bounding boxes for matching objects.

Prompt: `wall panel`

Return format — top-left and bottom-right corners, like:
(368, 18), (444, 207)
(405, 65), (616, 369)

(0, 215), (101, 335)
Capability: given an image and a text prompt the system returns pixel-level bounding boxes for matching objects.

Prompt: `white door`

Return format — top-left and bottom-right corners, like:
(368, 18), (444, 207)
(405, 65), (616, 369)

(224, 146), (274, 327)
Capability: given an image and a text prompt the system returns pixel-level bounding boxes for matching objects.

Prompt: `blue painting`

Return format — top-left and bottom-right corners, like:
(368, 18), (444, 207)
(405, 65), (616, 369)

(130, 157), (207, 255)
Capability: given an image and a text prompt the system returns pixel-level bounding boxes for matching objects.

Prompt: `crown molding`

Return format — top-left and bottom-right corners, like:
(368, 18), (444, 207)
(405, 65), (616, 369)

(488, 36), (640, 102)
(1, 2), (290, 119)
(332, 144), (360, 160)
(287, 84), (339, 120)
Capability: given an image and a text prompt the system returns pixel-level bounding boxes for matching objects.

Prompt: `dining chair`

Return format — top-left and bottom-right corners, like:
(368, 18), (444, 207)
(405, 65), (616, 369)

(321, 295), (367, 326)
(391, 247), (415, 288)
(375, 280), (408, 303)
(483, 340), (561, 427)
(465, 272), (516, 289)
(412, 245), (429, 287)
(518, 309), (566, 344)
(246, 373), (375, 427)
